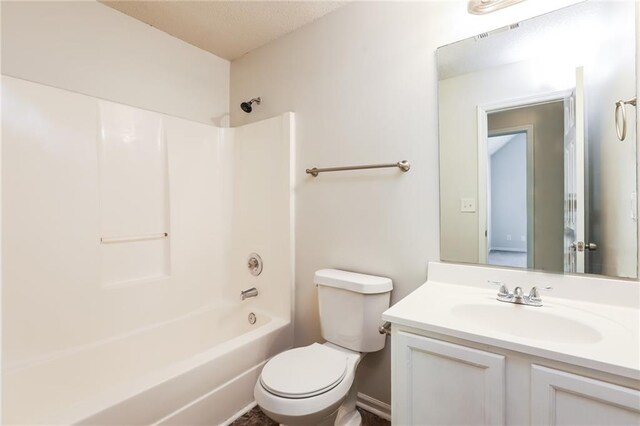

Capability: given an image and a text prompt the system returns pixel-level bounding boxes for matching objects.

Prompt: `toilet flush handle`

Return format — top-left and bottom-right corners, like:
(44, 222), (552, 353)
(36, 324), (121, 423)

(379, 321), (391, 335)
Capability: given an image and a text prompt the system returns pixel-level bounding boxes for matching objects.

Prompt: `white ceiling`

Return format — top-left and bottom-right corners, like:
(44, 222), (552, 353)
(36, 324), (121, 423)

(102, 1), (347, 61)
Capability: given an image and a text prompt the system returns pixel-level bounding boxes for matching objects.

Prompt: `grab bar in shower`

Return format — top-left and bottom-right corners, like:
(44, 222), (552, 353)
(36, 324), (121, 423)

(100, 232), (168, 244)
(306, 160), (410, 177)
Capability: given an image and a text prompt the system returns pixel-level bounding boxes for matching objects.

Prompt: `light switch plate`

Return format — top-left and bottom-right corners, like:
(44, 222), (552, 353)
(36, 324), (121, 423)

(461, 198), (476, 213)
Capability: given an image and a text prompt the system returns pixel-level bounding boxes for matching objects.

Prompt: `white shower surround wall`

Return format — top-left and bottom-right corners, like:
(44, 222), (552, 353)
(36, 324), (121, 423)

(1, 76), (295, 425)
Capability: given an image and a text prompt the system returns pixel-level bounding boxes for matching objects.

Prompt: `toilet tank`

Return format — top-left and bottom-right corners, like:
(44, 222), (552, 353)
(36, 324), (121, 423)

(315, 269), (393, 353)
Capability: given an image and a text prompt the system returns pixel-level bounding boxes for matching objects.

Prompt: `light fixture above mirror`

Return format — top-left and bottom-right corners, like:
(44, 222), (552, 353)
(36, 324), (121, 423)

(468, 0), (526, 15)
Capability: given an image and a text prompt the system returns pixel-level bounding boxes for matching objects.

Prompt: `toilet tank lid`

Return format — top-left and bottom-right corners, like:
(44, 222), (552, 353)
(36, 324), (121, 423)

(314, 269), (393, 294)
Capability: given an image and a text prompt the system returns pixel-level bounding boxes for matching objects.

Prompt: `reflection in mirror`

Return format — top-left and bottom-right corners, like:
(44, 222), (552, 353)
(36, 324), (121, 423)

(437, 1), (637, 279)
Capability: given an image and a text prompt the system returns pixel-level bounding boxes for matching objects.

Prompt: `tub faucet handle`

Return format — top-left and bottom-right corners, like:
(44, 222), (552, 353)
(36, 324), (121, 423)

(247, 253), (263, 276)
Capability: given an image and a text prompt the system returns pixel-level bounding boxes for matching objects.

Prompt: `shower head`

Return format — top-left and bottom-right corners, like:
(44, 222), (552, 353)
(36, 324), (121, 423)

(240, 97), (261, 113)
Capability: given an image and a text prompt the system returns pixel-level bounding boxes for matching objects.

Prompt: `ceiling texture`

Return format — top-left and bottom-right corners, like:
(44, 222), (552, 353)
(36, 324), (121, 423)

(102, 1), (347, 61)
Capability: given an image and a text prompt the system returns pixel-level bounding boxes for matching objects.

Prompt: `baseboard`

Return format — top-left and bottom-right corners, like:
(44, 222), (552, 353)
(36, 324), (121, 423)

(356, 392), (391, 421)
(489, 247), (526, 253)
(221, 401), (257, 426)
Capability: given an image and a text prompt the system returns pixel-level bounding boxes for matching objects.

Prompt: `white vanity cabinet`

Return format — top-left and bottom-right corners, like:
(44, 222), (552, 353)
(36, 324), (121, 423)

(531, 365), (640, 426)
(391, 327), (640, 426)
(392, 331), (506, 425)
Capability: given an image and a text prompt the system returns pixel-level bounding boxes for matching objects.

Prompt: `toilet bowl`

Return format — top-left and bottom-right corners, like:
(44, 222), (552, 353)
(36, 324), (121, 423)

(254, 343), (363, 426)
(254, 269), (393, 426)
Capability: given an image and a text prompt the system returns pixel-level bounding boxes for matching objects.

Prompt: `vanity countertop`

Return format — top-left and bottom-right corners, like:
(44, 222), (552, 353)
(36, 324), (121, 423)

(383, 262), (640, 381)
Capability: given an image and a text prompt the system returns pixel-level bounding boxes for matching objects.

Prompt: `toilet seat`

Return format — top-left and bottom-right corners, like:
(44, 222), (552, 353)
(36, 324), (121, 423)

(260, 343), (348, 398)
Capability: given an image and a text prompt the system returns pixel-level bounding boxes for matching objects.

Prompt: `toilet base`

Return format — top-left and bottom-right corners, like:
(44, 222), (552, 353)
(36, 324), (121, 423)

(278, 409), (338, 426)
(278, 405), (360, 426)
(335, 408), (361, 426)
(334, 373), (361, 426)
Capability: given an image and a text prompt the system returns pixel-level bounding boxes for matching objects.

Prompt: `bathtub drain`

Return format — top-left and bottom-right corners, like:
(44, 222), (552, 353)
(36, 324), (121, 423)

(248, 312), (257, 325)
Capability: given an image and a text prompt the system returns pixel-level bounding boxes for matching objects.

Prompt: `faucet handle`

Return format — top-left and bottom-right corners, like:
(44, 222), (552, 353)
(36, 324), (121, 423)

(529, 286), (552, 302)
(488, 280), (510, 297)
(513, 286), (525, 300)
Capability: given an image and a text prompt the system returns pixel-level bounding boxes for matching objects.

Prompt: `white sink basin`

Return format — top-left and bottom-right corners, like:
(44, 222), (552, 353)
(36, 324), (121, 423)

(382, 263), (640, 380)
(450, 303), (602, 344)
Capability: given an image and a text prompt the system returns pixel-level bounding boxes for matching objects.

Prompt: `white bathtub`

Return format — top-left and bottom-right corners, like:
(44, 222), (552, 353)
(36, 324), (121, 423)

(4, 304), (292, 425)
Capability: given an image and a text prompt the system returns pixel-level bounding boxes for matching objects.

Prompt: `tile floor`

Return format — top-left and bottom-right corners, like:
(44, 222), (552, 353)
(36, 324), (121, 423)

(230, 405), (390, 426)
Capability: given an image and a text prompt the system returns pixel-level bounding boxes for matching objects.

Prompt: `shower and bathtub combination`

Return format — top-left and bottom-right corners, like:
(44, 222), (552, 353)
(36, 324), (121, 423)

(2, 76), (295, 425)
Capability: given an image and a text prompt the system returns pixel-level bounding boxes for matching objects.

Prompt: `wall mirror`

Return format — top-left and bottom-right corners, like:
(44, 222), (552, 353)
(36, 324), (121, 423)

(437, 1), (638, 279)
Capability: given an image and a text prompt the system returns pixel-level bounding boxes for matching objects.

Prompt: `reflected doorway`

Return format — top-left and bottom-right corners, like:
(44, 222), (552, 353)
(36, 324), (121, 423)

(479, 97), (568, 273)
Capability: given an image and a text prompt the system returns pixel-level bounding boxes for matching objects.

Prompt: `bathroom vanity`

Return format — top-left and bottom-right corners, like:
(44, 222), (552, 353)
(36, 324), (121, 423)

(423, 2), (640, 422)
(382, 262), (640, 425)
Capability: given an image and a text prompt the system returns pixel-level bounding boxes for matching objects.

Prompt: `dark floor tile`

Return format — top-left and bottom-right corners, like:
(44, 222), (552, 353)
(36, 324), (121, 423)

(230, 405), (390, 426)
(230, 406), (277, 426)
(357, 406), (391, 426)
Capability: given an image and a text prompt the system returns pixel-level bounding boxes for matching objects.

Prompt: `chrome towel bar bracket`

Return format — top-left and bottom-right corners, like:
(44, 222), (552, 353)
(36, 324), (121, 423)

(306, 160), (410, 177)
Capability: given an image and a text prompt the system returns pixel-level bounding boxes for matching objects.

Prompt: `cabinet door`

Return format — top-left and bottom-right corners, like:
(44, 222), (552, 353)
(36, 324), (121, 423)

(531, 365), (640, 425)
(392, 331), (505, 425)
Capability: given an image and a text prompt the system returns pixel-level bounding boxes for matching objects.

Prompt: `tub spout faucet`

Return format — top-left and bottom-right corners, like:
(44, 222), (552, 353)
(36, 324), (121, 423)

(241, 287), (258, 300)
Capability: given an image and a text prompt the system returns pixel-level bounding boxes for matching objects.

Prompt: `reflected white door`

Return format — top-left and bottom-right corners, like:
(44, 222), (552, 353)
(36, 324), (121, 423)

(564, 67), (586, 273)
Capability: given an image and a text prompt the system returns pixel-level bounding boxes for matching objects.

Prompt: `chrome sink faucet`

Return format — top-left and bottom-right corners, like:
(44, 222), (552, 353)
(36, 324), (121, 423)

(488, 281), (552, 307)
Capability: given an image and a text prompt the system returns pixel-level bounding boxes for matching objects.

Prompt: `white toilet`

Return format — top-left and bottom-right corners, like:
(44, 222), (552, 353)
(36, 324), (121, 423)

(254, 269), (392, 426)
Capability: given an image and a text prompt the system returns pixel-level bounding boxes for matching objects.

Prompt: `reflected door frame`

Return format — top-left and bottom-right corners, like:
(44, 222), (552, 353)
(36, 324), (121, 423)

(477, 89), (572, 268)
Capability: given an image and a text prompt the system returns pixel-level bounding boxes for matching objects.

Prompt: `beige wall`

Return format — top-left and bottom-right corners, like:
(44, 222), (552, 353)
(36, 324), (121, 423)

(230, 0), (584, 405)
(1, 1), (230, 125)
(488, 102), (565, 273)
